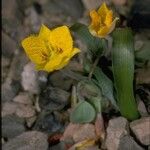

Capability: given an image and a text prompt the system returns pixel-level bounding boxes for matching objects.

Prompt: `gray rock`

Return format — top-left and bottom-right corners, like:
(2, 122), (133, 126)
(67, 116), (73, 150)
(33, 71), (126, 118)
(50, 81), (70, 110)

(118, 135), (144, 150)
(33, 110), (63, 134)
(2, 32), (16, 58)
(82, 0), (102, 10)
(105, 117), (129, 150)
(130, 117), (150, 146)
(49, 71), (74, 91)
(2, 131), (48, 150)
(21, 62), (40, 94)
(2, 79), (20, 102)
(2, 115), (25, 139)
(39, 86), (70, 110)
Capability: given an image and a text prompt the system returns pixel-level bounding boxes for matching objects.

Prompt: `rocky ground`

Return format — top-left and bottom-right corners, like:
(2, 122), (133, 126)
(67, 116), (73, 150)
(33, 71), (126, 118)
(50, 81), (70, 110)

(2, 0), (150, 150)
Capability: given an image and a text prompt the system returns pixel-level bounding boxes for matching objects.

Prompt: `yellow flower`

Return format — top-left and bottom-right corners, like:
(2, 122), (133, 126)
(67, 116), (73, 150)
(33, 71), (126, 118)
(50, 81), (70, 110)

(89, 2), (119, 38)
(21, 25), (80, 72)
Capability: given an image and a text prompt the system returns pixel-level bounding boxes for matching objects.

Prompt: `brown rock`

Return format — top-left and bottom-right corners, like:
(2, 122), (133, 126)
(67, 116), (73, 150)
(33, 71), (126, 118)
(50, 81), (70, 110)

(13, 92), (33, 105)
(2, 102), (18, 117)
(2, 131), (48, 150)
(73, 124), (96, 143)
(16, 104), (36, 118)
(130, 117), (150, 146)
(105, 117), (129, 150)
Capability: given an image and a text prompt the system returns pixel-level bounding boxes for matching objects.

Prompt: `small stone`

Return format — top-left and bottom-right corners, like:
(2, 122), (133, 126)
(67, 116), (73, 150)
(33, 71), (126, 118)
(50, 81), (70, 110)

(112, 0), (127, 6)
(118, 135), (144, 150)
(61, 123), (82, 142)
(2, 131), (48, 150)
(137, 100), (149, 117)
(21, 62), (40, 94)
(2, 115), (25, 139)
(81, 0), (108, 10)
(49, 71), (74, 91)
(130, 117), (150, 146)
(73, 124), (96, 143)
(33, 111), (63, 134)
(16, 104), (36, 118)
(26, 116), (37, 128)
(2, 79), (20, 102)
(2, 102), (18, 117)
(2, 30), (16, 58)
(105, 117), (129, 150)
(39, 86), (70, 110)
(13, 92), (33, 105)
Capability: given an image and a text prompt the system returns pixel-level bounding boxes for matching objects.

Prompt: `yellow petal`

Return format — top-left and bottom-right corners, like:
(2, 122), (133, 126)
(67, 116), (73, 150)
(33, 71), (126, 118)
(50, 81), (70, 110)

(50, 26), (73, 53)
(39, 24), (51, 41)
(98, 26), (109, 38)
(105, 10), (113, 27)
(70, 48), (80, 57)
(21, 36), (48, 65)
(89, 10), (101, 32)
(107, 17), (119, 34)
(98, 2), (110, 22)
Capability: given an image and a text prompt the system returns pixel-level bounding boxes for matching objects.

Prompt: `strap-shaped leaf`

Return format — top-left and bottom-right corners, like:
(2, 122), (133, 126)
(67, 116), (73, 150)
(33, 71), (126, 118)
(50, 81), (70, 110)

(70, 101), (96, 123)
(112, 28), (139, 120)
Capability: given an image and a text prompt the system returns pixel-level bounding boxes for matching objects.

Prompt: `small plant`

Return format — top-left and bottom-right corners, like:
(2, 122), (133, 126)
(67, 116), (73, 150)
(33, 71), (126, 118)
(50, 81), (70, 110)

(21, 2), (139, 122)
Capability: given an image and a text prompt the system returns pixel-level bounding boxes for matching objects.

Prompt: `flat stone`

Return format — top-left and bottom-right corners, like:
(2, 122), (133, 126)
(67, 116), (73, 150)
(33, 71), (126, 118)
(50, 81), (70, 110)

(2, 31), (16, 58)
(16, 104), (36, 118)
(2, 79), (20, 102)
(49, 71), (74, 91)
(105, 117), (129, 150)
(82, 0), (102, 10)
(21, 62), (40, 94)
(130, 117), (150, 146)
(2, 102), (18, 117)
(39, 86), (70, 110)
(2, 115), (25, 139)
(73, 124), (96, 143)
(33, 111), (63, 134)
(118, 135), (144, 150)
(13, 92), (33, 105)
(2, 131), (48, 150)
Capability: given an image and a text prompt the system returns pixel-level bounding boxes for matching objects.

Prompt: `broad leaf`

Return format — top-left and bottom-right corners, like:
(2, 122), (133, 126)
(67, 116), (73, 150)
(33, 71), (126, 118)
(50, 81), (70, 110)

(70, 101), (96, 123)
(93, 67), (118, 110)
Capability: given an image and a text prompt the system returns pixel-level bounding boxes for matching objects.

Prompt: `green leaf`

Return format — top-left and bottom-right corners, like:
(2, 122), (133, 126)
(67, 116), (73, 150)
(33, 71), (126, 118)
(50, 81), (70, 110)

(88, 97), (101, 113)
(93, 67), (118, 110)
(70, 101), (96, 123)
(112, 28), (139, 120)
(70, 23), (103, 55)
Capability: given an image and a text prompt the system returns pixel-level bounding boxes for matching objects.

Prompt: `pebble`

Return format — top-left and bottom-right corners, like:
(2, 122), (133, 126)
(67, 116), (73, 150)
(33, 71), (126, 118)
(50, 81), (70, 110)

(118, 135), (144, 150)
(2, 102), (18, 117)
(16, 103), (36, 118)
(2, 115), (25, 139)
(73, 124), (96, 143)
(2, 131), (48, 150)
(130, 117), (150, 146)
(13, 92), (33, 105)
(105, 117), (129, 150)
(82, 0), (104, 10)
(21, 62), (40, 94)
